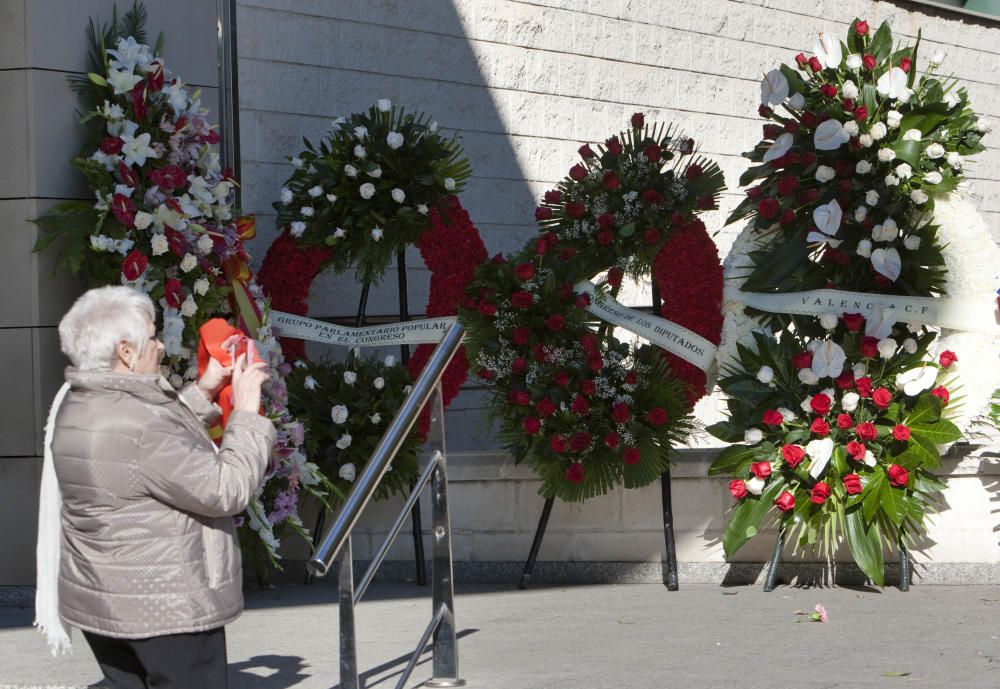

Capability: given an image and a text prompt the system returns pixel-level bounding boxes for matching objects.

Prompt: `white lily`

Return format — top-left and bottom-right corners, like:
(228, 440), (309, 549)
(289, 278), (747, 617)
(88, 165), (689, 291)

(813, 119), (850, 151)
(870, 247), (902, 282)
(107, 68), (143, 95)
(807, 199), (843, 248)
(760, 69), (789, 106)
(896, 366), (939, 396)
(812, 31), (842, 69)
(107, 36), (152, 72)
(120, 132), (157, 167)
(811, 340), (847, 379)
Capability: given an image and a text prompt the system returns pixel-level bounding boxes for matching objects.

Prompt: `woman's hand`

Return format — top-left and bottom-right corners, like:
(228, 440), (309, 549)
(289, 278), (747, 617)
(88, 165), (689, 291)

(197, 356), (233, 401)
(231, 353), (270, 413)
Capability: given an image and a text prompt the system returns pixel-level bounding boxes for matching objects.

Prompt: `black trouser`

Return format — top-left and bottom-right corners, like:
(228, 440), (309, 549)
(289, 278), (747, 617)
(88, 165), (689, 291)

(83, 627), (228, 689)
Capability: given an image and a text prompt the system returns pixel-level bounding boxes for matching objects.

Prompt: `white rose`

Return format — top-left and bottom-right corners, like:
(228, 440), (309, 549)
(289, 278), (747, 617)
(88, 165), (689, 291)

(744, 428), (763, 444)
(877, 148), (896, 162)
(429, 121), (439, 133)
(180, 295), (198, 318)
(842, 81), (859, 100)
(373, 377), (385, 390)
(308, 185), (323, 198)
(930, 51), (945, 66)
(903, 235), (921, 250)
(902, 338), (918, 354)
(902, 128), (922, 142)
(359, 183), (376, 199)
(859, 133), (873, 148)
(877, 338), (897, 359)
(151, 233), (169, 256)
(855, 160), (872, 174)
(852, 363), (867, 378)
(280, 187), (293, 204)
(294, 359), (308, 369)
(778, 407), (797, 422)
(371, 227), (384, 241)
(391, 188), (405, 203)
(417, 204), (429, 215)
(869, 122), (887, 141)
(846, 54), (862, 70)
(370, 413), (382, 425)
(338, 462), (356, 481)
(353, 126), (368, 139)
(882, 218), (898, 240)
(856, 238), (872, 258)
(333, 227), (346, 239)
(924, 171), (943, 184)
(336, 433), (353, 450)
(976, 118), (992, 133)
(331, 404), (349, 424)
(180, 253), (197, 273)
(863, 450), (876, 467)
(884, 174), (899, 187)
(819, 312), (839, 330)
(368, 167), (382, 179)
(843, 119), (860, 137)
(377, 98), (392, 112)
(886, 111), (902, 128)
(854, 205), (868, 222)
(353, 144), (366, 159)
(291, 156), (304, 168)
(193, 277), (210, 296)
(326, 193), (338, 203)
(800, 395), (814, 413)
(746, 477), (765, 496)
(895, 163), (912, 180)
(197, 234), (214, 255)
(910, 189), (928, 204)
(788, 93), (805, 110)
(841, 392), (860, 412)
(384, 355), (396, 367)
(815, 165), (836, 183)
(756, 365), (774, 384)
(289, 221), (306, 238)
(344, 164), (358, 177)
(865, 190), (880, 206)
(343, 371), (357, 385)
(798, 368), (820, 385)
(386, 131), (404, 149)
(925, 143), (946, 159)
(444, 177), (456, 190)
(304, 375), (318, 391)
(946, 151), (962, 168)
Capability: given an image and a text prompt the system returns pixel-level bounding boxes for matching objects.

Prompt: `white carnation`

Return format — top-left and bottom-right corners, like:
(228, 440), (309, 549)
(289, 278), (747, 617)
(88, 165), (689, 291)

(377, 98), (392, 112)
(865, 190), (880, 206)
(384, 355), (396, 367)
(902, 128), (922, 142)
(902, 338), (918, 354)
(855, 160), (872, 174)
(856, 239), (872, 258)
(859, 133), (873, 148)
(371, 227), (384, 241)
(924, 171), (943, 184)
(303, 375), (318, 391)
(370, 413), (382, 424)
(746, 477), (765, 496)
(197, 234), (214, 255)
(843, 120), (860, 137)
(884, 174), (899, 187)
(344, 164), (358, 177)
(151, 233), (169, 256)
(180, 295), (198, 318)
(846, 54), (863, 69)
(854, 205), (868, 222)
(373, 377), (385, 390)
(842, 81), (859, 100)
(946, 151), (962, 169)
(895, 163), (912, 180)
(444, 177), (456, 191)
(841, 392), (860, 412)
(354, 145), (366, 159)
(819, 312), (839, 330)
(877, 338), (897, 359)
(336, 433), (353, 450)
(301, 206), (315, 217)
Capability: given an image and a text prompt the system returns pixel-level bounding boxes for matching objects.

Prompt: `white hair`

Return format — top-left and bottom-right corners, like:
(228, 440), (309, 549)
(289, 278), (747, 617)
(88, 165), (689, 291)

(58, 286), (156, 370)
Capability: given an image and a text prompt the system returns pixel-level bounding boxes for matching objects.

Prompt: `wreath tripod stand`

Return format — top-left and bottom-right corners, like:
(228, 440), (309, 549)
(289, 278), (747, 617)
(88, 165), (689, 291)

(518, 283), (680, 591)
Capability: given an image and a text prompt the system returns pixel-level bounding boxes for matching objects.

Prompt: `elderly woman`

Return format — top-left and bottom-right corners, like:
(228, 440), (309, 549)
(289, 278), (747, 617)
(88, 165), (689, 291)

(36, 285), (274, 689)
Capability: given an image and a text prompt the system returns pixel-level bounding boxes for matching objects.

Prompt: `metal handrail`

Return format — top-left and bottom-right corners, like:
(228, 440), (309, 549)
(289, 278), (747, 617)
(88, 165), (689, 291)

(308, 323), (465, 577)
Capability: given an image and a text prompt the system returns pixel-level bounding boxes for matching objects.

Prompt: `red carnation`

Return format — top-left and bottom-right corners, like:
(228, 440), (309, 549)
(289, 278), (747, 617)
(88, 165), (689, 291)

(855, 19), (869, 35)
(597, 229), (615, 246)
(763, 409), (784, 426)
(511, 291), (533, 309)
(792, 351), (813, 369)
(872, 387), (892, 409)
(855, 422), (878, 441)
(776, 175), (799, 197)
(569, 164), (588, 180)
(775, 491), (796, 512)
(596, 213), (616, 231)
(810, 393), (832, 416)
(121, 250), (148, 281)
(571, 396), (590, 416)
(836, 371), (855, 390)
(888, 464), (909, 488)
(729, 479), (748, 499)
(782, 444), (805, 468)
(863, 54), (876, 70)
(536, 397), (556, 417)
(581, 334), (599, 352)
(758, 198), (780, 220)
(570, 431), (592, 453)
(551, 435), (568, 453)
(511, 390), (531, 406)
(535, 206), (553, 221)
(846, 440), (867, 461)
(478, 367), (494, 380)
(578, 144), (596, 159)
(602, 170), (620, 190)
(810, 481), (831, 505)
(931, 386), (950, 405)
(545, 314), (566, 331)
(801, 111), (819, 127)
(565, 202), (587, 219)
(843, 473), (862, 495)
(566, 462), (585, 483)
(523, 416), (541, 435)
(779, 209), (795, 227)
(810, 417), (830, 436)
(643, 144), (661, 163)
(623, 447), (641, 465)
(939, 350), (958, 367)
(892, 424), (911, 442)
(164, 278), (184, 309)
(512, 327), (531, 346)
(646, 407), (669, 427)
(587, 352), (603, 372)
(575, 292), (591, 308)
(514, 263), (535, 282)
(624, 371), (637, 385)
(751, 461), (772, 479)
(604, 432), (621, 449)
(630, 112), (645, 129)
(612, 402), (631, 424)
(544, 190), (562, 203)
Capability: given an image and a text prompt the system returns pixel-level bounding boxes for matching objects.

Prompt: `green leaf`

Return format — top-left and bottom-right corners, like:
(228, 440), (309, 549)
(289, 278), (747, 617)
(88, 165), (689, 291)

(869, 21), (893, 62)
(706, 421), (745, 443)
(909, 419), (962, 445)
(844, 507), (884, 586)
(862, 470), (885, 524)
(891, 139), (922, 167)
(742, 230), (809, 292)
(618, 222), (636, 238)
(904, 394), (942, 425)
(880, 480), (906, 526)
(722, 478), (784, 559)
(708, 444), (756, 477)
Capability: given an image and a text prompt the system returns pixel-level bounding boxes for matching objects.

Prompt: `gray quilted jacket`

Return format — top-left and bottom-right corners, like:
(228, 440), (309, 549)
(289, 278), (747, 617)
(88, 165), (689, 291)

(51, 368), (275, 639)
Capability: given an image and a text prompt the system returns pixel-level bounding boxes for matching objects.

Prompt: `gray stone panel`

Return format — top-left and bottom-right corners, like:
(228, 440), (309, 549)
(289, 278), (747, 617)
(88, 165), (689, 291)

(0, 0), (26, 70)
(0, 457), (40, 584)
(0, 328), (36, 457)
(0, 70), (29, 198)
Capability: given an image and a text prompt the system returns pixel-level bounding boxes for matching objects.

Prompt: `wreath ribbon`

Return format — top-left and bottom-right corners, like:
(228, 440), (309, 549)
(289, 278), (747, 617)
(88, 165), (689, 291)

(270, 311), (457, 347)
(724, 286), (1000, 334)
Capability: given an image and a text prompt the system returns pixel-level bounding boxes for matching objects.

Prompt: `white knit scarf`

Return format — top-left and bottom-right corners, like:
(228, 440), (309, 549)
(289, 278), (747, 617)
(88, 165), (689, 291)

(34, 382), (73, 656)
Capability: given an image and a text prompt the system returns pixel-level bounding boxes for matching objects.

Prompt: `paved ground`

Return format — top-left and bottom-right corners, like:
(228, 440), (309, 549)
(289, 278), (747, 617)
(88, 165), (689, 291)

(1, 581), (998, 688)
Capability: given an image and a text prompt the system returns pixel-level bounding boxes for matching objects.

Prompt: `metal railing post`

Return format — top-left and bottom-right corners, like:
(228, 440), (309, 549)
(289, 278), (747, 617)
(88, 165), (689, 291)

(338, 537), (359, 689)
(424, 384), (464, 687)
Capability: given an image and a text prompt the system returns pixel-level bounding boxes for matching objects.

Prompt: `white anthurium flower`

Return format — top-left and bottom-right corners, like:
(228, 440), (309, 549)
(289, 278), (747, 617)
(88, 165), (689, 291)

(353, 126), (368, 139)
(194, 278), (210, 296)
(373, 377), (385, 390)
(744, 428), (764, 444)
(902, 338), (918, 354)
(807, 199), (843, 247)
(371, 227), (384, 241)
(843, 120), (860, 137)
(370, 413), (382, 425)
(331, 404), (349, 424)
(856, 239), (872, 258)
(778, 407), (797, 422)
(841, 392), (860, 412)
(303, 375), (318, 391)
(120, 132), (157, 167)
(925, 143), (946, 159)
(877, 68), (911, 101)
(788, 93), (806, 109)
(338, 462), (356, 481)
(902, 129), (922, 142)
(800, 395), (814, 413)
(746, 477), (765, 496)
(391, 188), (406, 203)
(910, 189), (928, 204)
(870, 122), (888, 140)
(811, 339), (847, 379)
(308, 185), (323, 198)
(944, 90), (961, 108)
(757, 365), (775, 384)
(814, 119), (850, 151)
(330, 116), (346, 132)
(865, 308), (897, 339)
(895, 163), (913, 180)
(385, 355), (396, 367)
(760, 68), (789, 106)
(924, 171), (943, 184)
(896, 366), (939, 396)
(343, 371), (357, 385)
(846, 53), (863, 69)
(842, 80), (859, 100)
(903, 235), (921, 250)
(815, 165), (836, 183)
(863, 450), (876, 467)
(871, 247), (902, 282)
(107, 67), (143, 95)
(806, 437), (835, 479)
(377, 98), (392, 112)
(344, 164), (358, 177)
(359, 183), (376, 199)
(280, 187), (293, 205)
(812, 31), (842, 69)
(151, 233), (169, 256)
(289, 221), (306, 238)
(819, 312), (839, 330)
(387, 131), (404, 149)
(798, 368), (820, 385)
(877, 338), (897, 359)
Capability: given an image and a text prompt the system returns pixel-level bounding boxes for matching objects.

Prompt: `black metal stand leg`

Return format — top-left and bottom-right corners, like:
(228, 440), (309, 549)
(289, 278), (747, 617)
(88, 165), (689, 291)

(660, 470), (679, 590)
(397, 249), (427, 586)
(898, 537), (910, 591)
(519, 497), (554, 590)
(763, 522), (786, 592)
